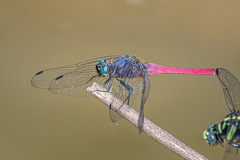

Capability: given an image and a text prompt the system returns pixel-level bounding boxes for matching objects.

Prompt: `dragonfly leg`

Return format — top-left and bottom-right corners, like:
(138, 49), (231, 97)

(100, 77), (111, 87)
(106, 79), (113, 92)
(87, 75), (99, 83)
(93, 78), (112, 94)
(116, 80), (133, 111)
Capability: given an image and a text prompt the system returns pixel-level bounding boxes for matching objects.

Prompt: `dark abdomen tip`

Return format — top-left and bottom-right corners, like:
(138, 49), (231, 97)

(215, 68), (219, 75)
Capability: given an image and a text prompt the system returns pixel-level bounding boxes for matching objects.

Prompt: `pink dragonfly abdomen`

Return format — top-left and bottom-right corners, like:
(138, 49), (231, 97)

(145, 63), (215, 76)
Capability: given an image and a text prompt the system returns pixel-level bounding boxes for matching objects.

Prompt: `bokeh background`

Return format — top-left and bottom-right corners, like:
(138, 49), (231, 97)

(1, 0), (240, 159)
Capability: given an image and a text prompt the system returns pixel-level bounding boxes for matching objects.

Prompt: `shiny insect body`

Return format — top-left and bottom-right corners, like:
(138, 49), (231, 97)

(32, 55), (215, 133)
(203, 68), (240, 160)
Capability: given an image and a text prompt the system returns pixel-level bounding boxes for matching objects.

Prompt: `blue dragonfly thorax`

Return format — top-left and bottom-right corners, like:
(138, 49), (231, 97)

(96, 55), (146, 79)
(109, 55), (146, 78)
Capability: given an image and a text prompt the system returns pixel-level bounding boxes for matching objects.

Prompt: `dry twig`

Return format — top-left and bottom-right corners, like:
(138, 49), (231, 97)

(86, 82), (208, 160)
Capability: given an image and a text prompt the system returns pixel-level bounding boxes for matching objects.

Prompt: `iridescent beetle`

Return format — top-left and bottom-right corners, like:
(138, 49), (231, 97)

(203, 68), (240, 160)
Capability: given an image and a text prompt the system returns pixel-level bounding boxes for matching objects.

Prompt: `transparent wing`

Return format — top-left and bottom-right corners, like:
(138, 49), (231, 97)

(222, 145), (240, 160)
(142, 74), (151, 109)
(109, 76), (143, 122)
(50, 76), (110, 97)
(138, 73), (151, 133)
(216, 68), (240, 112)
(31, 55), (120, 97)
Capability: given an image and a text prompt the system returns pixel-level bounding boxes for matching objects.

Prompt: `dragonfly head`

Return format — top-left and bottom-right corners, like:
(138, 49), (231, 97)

(96, 59), (110, 77)
(203, 124), (221, 146)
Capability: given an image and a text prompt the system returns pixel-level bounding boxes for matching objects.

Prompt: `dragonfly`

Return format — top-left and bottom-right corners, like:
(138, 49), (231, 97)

(31, 55), (215, 134)
(203, 68), (240, 160)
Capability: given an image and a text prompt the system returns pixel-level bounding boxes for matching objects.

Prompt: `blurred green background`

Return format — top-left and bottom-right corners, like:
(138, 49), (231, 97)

(1, 0), (240, 160)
